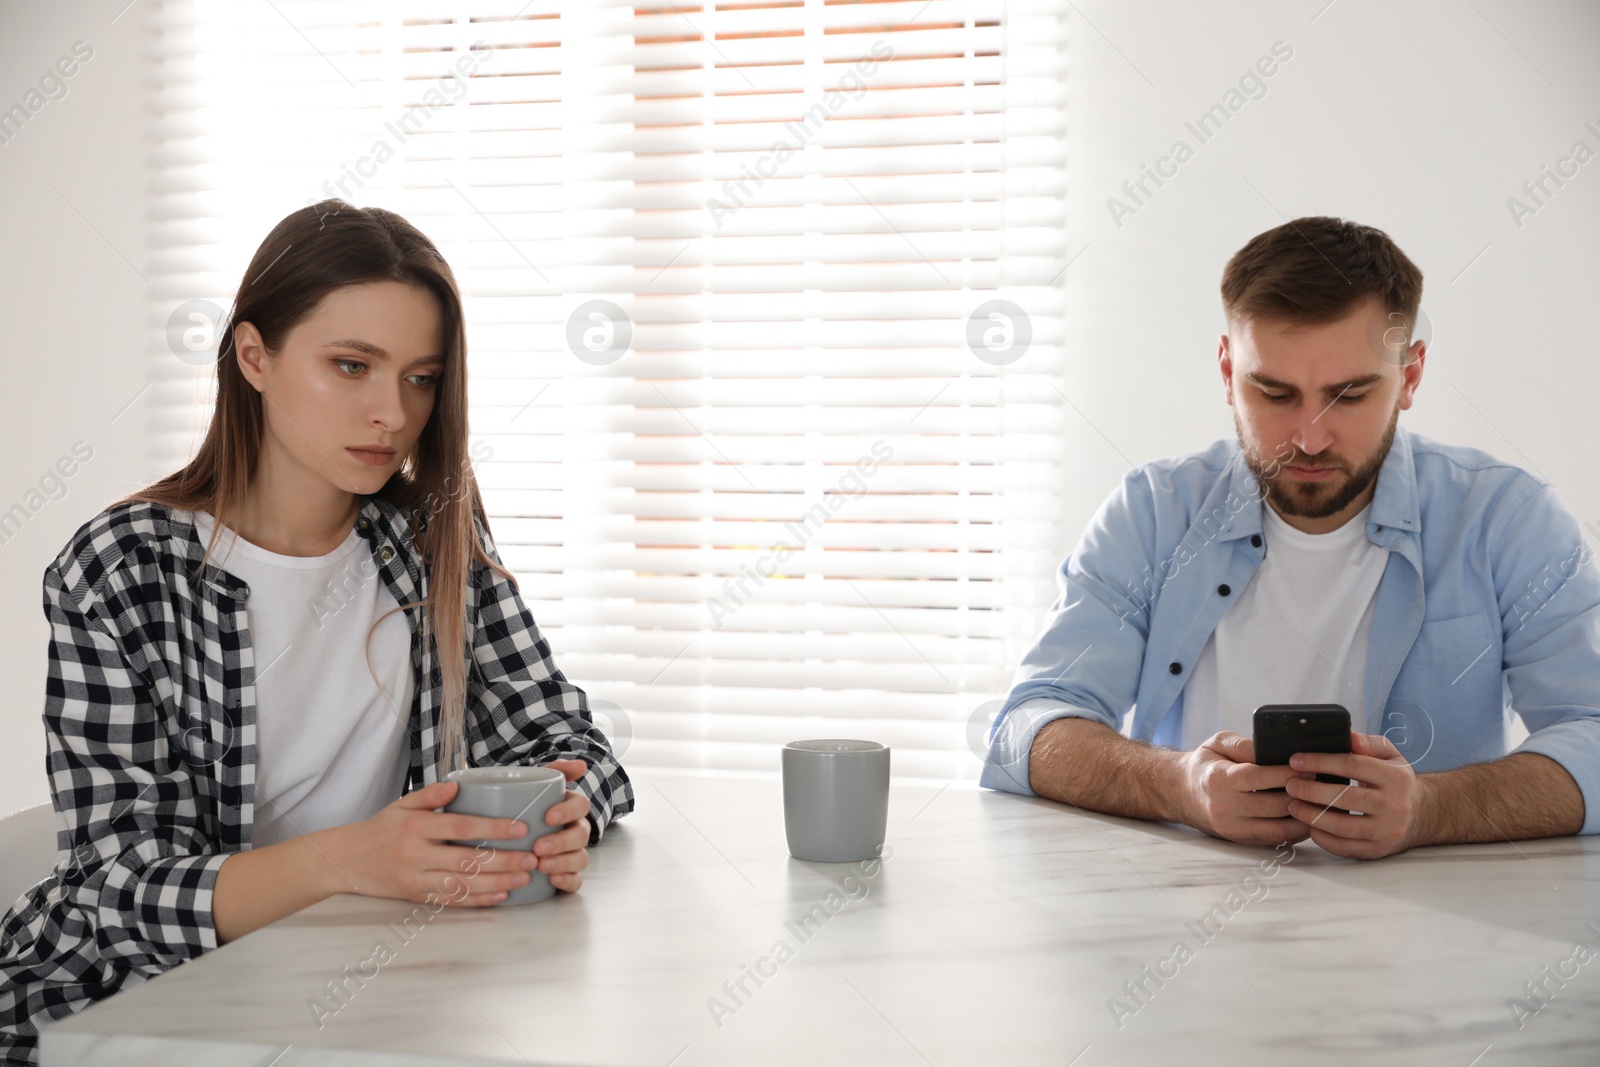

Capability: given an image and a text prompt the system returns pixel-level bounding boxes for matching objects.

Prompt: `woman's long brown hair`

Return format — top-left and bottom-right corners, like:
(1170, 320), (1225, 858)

(125, 198), (508, 780)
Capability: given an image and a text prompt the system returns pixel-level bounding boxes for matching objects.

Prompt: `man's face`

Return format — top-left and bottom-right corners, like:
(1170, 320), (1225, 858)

(1219, 295), (1425, 533)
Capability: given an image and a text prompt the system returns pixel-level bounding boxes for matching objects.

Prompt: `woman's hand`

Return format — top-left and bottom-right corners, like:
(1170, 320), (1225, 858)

(535, 759), (594, 894)
(330, 780), (544, 907)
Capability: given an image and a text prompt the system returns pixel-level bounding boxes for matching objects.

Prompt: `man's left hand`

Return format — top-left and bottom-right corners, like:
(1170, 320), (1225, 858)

(1284, 731), (1427, 859)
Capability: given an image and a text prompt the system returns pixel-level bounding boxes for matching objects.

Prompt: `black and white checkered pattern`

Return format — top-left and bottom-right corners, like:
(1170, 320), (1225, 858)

(0, 498), (634, 1063)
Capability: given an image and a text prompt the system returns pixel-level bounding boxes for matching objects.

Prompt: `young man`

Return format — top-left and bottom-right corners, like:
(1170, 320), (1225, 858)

(981, 217), (1596, 859)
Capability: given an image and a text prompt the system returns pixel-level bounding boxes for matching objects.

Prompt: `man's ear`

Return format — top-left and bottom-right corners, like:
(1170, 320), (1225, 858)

(1218, 333), (1235, 406)
(1397, 341), (1425, 411)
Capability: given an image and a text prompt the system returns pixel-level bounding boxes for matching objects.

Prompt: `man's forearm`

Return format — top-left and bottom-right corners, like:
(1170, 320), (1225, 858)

(1027, 717), (1189, 824)
(1414, 752), (1584, 846)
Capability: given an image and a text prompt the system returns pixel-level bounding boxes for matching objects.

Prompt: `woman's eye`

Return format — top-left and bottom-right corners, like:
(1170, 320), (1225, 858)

(407, 374), (437, 388)
(331, 361), (435, 390)
(332, 359), (365, 376)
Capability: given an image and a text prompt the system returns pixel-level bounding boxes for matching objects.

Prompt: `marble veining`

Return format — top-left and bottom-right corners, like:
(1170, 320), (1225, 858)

(42, 775), (1600, 1065)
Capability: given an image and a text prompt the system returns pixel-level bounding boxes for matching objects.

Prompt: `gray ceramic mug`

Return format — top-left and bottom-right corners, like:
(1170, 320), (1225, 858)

(782, 739), (890, 862)
(443, 765), (567, 905)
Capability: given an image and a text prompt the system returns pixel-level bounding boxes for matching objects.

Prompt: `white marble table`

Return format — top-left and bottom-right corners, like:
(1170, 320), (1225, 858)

(44, 773), (1600, 1065)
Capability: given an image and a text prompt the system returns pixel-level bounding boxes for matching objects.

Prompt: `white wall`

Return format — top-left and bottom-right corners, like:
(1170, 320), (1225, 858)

(1059, 0), (1600, 549)
(0, 3), (152, 818)
(1, 0), (1596, 818)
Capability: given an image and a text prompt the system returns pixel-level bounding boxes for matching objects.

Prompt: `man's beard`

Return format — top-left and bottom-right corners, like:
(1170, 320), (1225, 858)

(1236, 404), (1399, 521)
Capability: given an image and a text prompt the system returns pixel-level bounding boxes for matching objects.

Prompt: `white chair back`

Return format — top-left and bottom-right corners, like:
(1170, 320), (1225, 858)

(0, 803), (61, 911)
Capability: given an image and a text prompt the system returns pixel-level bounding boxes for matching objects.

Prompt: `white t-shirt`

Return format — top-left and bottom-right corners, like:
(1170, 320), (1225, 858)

(194, 512), (414, 848)
(1179, 502), (1389, 750)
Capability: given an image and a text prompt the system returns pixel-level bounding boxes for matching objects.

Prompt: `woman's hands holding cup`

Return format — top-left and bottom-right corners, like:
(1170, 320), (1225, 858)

(331, 759), (593, 906)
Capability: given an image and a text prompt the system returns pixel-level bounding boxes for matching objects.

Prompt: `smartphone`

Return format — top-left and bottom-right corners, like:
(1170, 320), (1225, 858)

(1252, 704), (1351, 789)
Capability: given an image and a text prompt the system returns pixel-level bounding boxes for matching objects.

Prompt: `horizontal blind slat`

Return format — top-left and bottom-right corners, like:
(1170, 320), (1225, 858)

(146, 0), (1070, 776)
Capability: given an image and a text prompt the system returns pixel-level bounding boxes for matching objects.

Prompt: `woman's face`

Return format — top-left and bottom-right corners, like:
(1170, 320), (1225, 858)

(235, 281), (446, 498)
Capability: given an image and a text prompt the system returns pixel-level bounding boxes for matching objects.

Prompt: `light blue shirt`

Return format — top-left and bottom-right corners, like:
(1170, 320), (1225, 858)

(980, 425), (1600, 835)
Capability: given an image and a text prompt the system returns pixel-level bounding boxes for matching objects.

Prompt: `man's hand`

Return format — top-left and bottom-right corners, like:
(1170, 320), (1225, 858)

(1177, 731), (1310, 846)
(1284, 731), (1426, 859)
(535, 759), (595, 893)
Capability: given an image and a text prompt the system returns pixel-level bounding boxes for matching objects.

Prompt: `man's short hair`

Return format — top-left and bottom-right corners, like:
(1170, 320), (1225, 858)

(1220, 216), (1423, 332)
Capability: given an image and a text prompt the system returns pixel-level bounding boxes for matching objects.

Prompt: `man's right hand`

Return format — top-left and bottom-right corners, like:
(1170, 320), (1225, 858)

(1177, 731), (1311, 847)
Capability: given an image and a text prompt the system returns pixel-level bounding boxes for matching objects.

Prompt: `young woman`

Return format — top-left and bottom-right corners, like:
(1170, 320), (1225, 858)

(0, 200), (633, 1063)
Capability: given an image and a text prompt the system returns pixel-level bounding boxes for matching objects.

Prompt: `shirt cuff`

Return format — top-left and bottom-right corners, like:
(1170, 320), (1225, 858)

(125, 851), (232, 961)
(978, 698), (1116, 797)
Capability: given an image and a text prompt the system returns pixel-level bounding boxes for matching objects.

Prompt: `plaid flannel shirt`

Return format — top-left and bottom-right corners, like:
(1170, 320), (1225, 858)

(0, 498), (634, 1063)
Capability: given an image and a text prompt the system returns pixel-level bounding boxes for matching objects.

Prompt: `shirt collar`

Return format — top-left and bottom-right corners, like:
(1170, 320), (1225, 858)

(165, 506), (251, 598)
(1366, 422), (1420, 534)
(169, 496), (422, 597)
(358, 495), (426, 549)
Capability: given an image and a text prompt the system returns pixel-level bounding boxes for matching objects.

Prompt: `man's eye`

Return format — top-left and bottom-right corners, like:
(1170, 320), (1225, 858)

(1338, 392), (1367, 404)
(1262, 392), (1291, 403)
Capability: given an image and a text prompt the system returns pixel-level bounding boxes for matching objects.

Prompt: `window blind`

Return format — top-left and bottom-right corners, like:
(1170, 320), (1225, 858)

(146, 0), (1069, 783)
